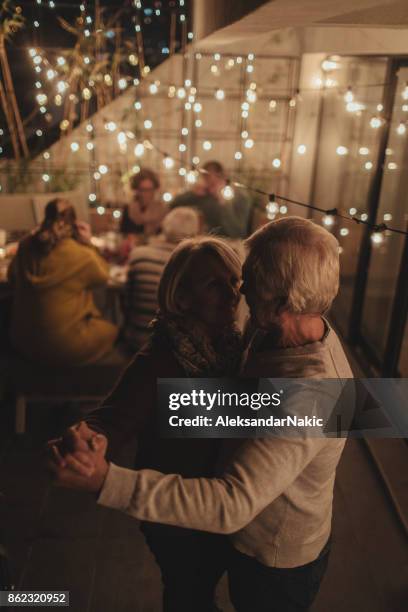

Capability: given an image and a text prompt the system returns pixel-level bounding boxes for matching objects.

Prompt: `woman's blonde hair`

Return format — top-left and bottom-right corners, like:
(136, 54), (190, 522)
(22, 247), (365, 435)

(158, 236), (242, 316)
(245, 216), (339, 314)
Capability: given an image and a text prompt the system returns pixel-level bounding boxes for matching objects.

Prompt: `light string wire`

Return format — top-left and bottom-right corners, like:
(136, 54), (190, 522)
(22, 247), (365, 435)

(144, 138), (408, 237)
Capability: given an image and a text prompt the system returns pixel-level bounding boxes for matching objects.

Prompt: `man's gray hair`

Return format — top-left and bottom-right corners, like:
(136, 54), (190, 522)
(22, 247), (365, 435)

(162, 207), (200, 243)
(245, 216), (340, 314)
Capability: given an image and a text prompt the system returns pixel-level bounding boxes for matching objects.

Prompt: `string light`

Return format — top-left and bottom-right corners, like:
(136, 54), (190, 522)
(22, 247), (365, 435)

(297, 144), (307, 155)
(134, 143), (145, 157)
(371, 231), (384, 245)
(370, 116), (383, 129)
(163, 192), (173, 202)
(203, 140), (212, 151)
(215, 89), (225, 101)
(70, 142), (79, 152)
(266, 196), (279, 219)
(346, 101), (365, 113)
(321, 58), (340, 72)
(222, 182), (235, 200)
(365, 161), (373, 170)
(163, 156), (175, 169)
(359, 147), (369, 155)
(272, 158), (281, 168)
(322, 214), (335, 227)
(344, 87), (354, 103)
(336, 146), (348, 156)
(396, 122), (406, 135)
(186, 170), (198, 184)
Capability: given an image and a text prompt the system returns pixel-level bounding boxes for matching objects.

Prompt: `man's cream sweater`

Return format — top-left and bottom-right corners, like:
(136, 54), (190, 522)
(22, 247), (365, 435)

(98, 322), (353, 568)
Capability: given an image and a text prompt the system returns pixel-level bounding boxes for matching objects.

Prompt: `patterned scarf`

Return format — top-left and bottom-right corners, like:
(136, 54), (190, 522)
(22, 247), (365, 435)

(151, 315), (243, 377)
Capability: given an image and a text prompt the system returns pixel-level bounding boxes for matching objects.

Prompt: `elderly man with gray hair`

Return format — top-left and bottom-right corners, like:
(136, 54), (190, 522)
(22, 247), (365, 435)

(50, 217), (353, 612)
(123, 206), (200, 352)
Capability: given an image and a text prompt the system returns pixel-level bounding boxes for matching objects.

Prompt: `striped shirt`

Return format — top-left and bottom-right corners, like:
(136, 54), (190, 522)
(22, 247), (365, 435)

(123, 239), (175, 351)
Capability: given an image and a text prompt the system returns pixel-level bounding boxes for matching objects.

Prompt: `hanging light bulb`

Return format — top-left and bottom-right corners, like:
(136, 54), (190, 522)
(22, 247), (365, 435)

(371, 231), (384, 245)
(163, 156), (175, 169)
(70, 142), (79, 152)
(222, 182), (235, 200)
(344, 87), (354, 103)
(346, 101), (365, 113)
(246, 89), (257, 103)
(336, 146), (348, 156)
(163, 192), (173, 203)
(266, 196), (279, 219)
(396, 122), (406, 135)
(322, 214), (335, 227)
(359, 147), (369, 155)
(203, 140), (212, 151)
(321, 57), (340, 72)
(272, 158), (281, 168)
(134, 143), (145, 157)
(193, 102), (202, 113)
(269, 100), (277, 112)
(177, 87), (186, 99)
(149, 83), (159, 95)
(215, 88), (225, 100)
(186, 170), (198, 184)
(370, 116), (382, 129)
(297, 144), (307, 155)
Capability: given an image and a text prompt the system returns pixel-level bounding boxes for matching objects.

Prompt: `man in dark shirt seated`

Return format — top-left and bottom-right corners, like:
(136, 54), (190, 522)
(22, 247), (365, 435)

(171, 160), (252, 239)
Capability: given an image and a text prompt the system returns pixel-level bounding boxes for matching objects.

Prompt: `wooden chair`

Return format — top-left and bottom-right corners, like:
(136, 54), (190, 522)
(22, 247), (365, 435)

(7, 349), (130, 434)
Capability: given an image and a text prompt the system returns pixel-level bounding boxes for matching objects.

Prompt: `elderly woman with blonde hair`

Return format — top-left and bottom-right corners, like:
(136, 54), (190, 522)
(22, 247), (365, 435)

(50, 217), (353, 612)
(52, 235), (243, 611)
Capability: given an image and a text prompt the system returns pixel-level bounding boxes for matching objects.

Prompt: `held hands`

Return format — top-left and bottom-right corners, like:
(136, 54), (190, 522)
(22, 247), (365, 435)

(46, 422), (109, 494)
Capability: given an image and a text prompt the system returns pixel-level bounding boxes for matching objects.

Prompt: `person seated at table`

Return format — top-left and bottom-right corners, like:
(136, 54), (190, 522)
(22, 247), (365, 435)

(8, 198), (118, 367)
(120, 168), (166, 252)
(171, 160), (251, 239)
(123, 207), (200, 353)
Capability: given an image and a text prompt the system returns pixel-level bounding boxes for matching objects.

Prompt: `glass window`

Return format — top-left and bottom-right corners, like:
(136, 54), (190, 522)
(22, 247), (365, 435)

(398, 318), (408, 377)
(310, 57), (388, 335)
(361, 67), (408, 360)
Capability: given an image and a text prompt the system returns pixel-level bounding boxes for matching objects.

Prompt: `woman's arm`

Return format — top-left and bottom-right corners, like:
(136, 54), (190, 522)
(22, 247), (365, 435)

(85, 354), (154, 456)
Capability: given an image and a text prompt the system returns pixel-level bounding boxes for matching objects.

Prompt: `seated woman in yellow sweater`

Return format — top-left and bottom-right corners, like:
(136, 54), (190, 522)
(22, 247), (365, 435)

(8, 198), (118, 367)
